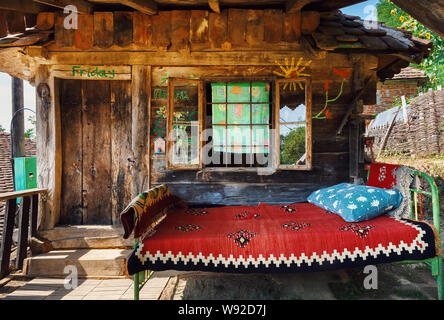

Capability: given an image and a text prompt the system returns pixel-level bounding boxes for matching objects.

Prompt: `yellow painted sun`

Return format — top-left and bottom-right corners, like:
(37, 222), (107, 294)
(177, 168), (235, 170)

(274, 57), (312, 91)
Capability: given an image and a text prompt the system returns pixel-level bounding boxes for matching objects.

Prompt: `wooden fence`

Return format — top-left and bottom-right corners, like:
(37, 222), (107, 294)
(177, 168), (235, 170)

(0, 188), (47, 279)
(367, 88), (444, 157)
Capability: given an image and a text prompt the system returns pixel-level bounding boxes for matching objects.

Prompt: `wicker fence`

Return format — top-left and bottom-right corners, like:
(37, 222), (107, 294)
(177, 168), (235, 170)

(367, 88), (444, 157)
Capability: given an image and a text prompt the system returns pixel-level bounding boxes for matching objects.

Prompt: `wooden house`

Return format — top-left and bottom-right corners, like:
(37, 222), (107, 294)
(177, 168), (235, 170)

(0, 0), (434, 236)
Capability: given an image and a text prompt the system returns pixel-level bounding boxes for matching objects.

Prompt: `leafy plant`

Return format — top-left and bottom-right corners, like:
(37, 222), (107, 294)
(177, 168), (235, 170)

(24, 115), (36, 140)
(377, 0), (444, 91)
(280, 126), (306, 165)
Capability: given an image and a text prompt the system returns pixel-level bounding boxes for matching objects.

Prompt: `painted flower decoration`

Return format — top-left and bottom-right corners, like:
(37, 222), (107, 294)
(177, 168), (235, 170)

(390, 9), (396, 16)
(325, 109), (333, 119)
(324, 80), (330, 91)
(333, 68), (353, 79)
(157, 105), (167, 119)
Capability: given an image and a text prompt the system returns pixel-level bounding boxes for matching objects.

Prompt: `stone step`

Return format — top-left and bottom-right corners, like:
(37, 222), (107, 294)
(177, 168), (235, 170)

(37, 225), (134, 250)
(23, 249), (132, 278)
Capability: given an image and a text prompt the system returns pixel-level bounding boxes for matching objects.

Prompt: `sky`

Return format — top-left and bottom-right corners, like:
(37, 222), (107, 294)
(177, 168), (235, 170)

(0, 72), (36, 133)
(0, 0), (380, 133)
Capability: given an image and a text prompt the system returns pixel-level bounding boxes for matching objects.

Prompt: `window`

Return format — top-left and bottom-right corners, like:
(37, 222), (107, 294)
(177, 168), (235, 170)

(275, 78), (312, 170)
(167, 78), (203, 169)
(166, 77), (311, 170)
(204, 81), (272, 168)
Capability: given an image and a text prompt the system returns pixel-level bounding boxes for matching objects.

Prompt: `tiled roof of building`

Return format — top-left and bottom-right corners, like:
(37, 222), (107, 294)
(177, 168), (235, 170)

(388, 67), (428, 80)
(0, 131), (36, 235)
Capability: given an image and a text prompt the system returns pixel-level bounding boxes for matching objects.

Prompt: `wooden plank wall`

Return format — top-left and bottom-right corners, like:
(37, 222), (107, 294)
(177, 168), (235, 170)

(148, 61), (370, 205)
(48, 9), (320, 51)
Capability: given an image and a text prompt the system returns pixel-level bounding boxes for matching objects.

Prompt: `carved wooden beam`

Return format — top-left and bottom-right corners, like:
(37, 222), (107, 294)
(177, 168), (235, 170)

(33, 0), (93, 14)
(208, 0), (220, 14)
(88, 0), (158, 15)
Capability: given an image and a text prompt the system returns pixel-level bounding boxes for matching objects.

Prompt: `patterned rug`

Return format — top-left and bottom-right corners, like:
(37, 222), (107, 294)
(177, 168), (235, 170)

(127, 202), (437, 275)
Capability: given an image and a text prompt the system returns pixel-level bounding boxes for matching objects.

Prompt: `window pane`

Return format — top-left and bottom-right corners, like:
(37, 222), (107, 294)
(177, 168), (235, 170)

(280, 124), (307, 166)
(171, 81), (200, 167)
(252, 104), (269, 124)
(227, 83), (250, 103)
(171, 124), (199, 165)
(211, 126), (226, 152)
(212, 104), (227, 125)
(279, 80), (306, 123)
(280, 104), (306, 123)
(251, 83), (270, 103)
(252, 125), (269, 146)
(227, 125), (250, 153)
(211, 83), (226, 103)
(227, 104), (250, 124)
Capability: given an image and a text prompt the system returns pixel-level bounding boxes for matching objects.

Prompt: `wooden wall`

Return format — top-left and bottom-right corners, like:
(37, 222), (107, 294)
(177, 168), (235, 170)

(31, 6), (379, 226)
(148, 53), (376, 206)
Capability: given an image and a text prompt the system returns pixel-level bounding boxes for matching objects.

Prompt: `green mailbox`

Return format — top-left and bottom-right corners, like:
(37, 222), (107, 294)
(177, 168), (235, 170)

(14, 157), (37, 191)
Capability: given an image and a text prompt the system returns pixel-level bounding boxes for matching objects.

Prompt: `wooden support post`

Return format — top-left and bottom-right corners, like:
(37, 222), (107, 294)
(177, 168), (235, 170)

(30, 194), (39, 237)
(349, 119), (359, 181)
(35, 65), (60, 230)
(11, 77), (25, 159)
(16, 196), (31, 270)
(131, 66), (151, 197)
(0, 199), (17, 278)
(377, 102), (402, 159)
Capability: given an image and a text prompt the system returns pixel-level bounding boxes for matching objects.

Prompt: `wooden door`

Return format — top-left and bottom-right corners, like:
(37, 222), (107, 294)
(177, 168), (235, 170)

(60, 79), (132, 225)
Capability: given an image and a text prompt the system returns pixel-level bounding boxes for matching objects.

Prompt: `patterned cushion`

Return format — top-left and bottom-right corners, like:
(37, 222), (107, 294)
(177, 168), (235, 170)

(307, 183), (403, 222)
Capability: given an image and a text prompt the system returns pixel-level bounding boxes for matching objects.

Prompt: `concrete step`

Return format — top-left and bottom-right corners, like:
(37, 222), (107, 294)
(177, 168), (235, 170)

(37, 225), (134, 250)
(23, 249), (132, 278)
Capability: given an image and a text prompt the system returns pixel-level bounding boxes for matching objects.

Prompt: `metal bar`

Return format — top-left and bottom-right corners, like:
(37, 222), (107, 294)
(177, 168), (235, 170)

(414, 191), (418, 221)
(15, 196), (30, 270)
(410, 189), (432, 197)
(0, 199), (17, 278)
(133, 239), (140, 300)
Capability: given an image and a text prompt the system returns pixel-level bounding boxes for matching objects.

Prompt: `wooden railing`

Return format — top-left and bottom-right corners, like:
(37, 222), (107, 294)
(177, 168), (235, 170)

(0, 188), (47, 279)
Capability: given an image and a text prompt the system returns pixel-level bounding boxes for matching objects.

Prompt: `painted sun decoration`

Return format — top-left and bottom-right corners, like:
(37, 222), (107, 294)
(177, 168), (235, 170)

(273, 57), (312, 91)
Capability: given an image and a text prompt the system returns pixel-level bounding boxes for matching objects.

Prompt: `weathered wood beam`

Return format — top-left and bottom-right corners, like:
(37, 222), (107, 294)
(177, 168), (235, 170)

(131, 65), (151, 196)
(0, 0), (48, 14)
(208, 0), (220, 14)
(88, 0), (157, 15)
(33, 0), (93, 14)
(286, 0), (314, 13)
(46, 50), (339, 66)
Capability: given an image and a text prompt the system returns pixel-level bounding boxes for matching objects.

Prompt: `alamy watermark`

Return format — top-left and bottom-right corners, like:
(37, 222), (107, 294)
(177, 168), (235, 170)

(64, 265), (78, 290)
(363, 265), (378, 290)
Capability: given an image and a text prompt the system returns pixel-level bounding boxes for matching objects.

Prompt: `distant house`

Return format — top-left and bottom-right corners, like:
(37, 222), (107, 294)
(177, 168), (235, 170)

(0, 132), (36, 236)
(364, 67), (429, 116)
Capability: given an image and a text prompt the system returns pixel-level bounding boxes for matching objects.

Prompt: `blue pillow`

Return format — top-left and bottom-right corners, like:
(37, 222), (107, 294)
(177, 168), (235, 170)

(307, 183), (403, 222)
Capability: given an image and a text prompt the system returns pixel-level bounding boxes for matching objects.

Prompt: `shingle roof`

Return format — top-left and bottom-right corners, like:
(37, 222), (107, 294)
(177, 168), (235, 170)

(312, 11), (433, 80)
(0, 131), (36, 236)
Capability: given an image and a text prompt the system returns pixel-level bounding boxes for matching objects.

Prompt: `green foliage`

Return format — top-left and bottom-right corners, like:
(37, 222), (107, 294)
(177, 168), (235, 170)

(377, 0), (444, 90)
(24, 115), (36, 140)
(280, 126), (306, 165)
(0, 124), (5, 132)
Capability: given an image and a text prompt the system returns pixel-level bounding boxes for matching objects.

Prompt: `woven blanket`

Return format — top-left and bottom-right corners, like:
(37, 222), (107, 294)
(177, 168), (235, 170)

(126, 202), (437, 275)
(120, 185), (187, 239)
(367, 163), (414, 219)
